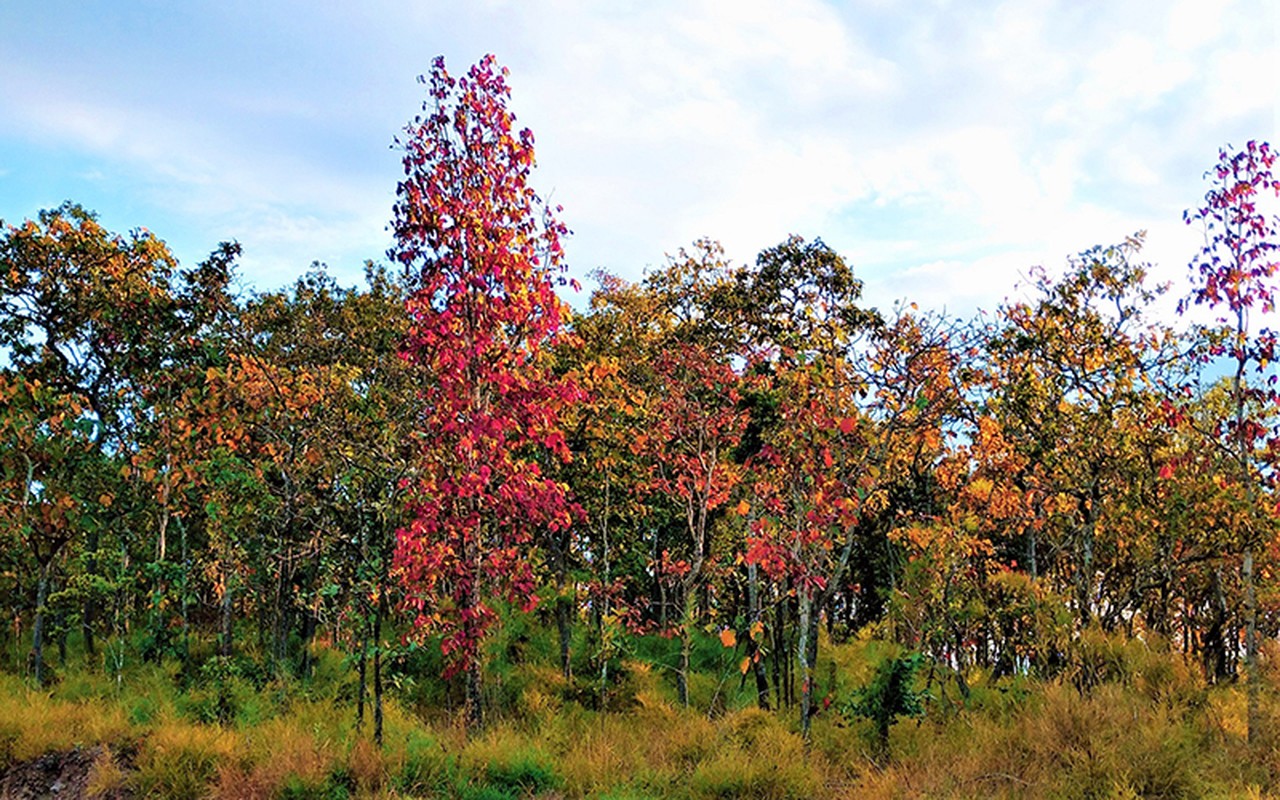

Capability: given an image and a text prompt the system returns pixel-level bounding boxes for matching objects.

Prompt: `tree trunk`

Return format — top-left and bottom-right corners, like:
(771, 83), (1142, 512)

(219, 565), (234, 658)
(32, 562), (50, 686)
(1245, 545), (1260, 744)
(772, 601), (784, 709)
(273, 533), (290, 673)
(747, 562), (770, 710)
(677, 584), (692, 708)
(465, 662), (483, 731)
(556, 591), (572, 682)
(1027, 527), (1037, 581)
(1077, 485), (1099, 629)
(798, 592), (816, 740)
(356, 619), (368, 730)
(463, 530), (484, 731)
(598, 485), (611, 709)
(82, 528), (98, 658)
(179, 517), (190, 667)
(374, 594), (385, 746)
(1204, 568), (1229, 682)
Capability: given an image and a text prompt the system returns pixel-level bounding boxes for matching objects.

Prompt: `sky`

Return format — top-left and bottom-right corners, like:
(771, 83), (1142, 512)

(0, 1), (1277, 319)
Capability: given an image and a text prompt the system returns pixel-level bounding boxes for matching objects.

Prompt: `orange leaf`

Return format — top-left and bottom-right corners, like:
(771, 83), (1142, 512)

(719, 628), (737, 648)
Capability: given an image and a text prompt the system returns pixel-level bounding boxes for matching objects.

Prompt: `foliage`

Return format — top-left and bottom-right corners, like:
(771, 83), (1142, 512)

(3, 56), (1280, 798)
(390, 54), (580, 728)
(843, 650), (928, 757)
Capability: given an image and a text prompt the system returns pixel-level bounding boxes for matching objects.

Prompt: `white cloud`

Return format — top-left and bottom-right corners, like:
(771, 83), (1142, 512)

(0, 0), (1274, 315)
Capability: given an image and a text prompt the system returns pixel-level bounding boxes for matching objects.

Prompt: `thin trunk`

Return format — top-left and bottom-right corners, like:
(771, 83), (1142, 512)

(32, 562), (50, 686)
(356, 521), (368, 731)
(56, 614), (67, 664)
(179, 517), (190, 667)
(556, 589), (572, 682)
(747, 562), (769, 710)
(1027, 528), (1037, 581)
(219, 564), (234, 658)
(1077, 484), (1098, 629)
(82, 528), (98, 658)
(656, 527), (668, 629)
(274, 533), (289, 673)
(785, 591), (796, 707)
(677, 584), (692, 708)
(157, 496), (169, 563)
(465, 662), (483, 731)
(356, 619), (367, 730)
(798, 593), (815, 740)
(772, 603), (784, 710)
(598, 479), (611, 709)
(463, 529), (484, 731)
(1205, 569), (1229, 681)
(300, 600), (317, 678)
(1234, 304), (1260, 744)
(374, 594), (385, 746)
(1245, 546), (1259, 743)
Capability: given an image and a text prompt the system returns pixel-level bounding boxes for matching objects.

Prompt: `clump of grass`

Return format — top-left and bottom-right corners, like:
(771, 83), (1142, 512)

(389, 727), (453, 796)
(855, 676), (1219, 799)
(0, 674), (131, 765)
(690, 709), (816, 799)
(85, 745), (130, 798)
(462, 726), (560, 796)
(133, 717), (237, 800)
(343, 736), (385, 795)
(242, 717), (337, 794)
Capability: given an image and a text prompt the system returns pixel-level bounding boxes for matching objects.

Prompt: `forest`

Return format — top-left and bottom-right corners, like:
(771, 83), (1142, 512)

(3, 54), (1280, 799)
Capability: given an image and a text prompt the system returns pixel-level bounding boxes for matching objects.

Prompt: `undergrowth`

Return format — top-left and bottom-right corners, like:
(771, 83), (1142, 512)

(0, 628), (1277, 799)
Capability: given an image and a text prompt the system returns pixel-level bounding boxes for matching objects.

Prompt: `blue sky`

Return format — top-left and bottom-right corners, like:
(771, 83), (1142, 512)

(1, 1), (1276, 317)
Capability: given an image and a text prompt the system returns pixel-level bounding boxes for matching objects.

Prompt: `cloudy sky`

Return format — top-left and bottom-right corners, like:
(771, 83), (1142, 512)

(0, 1), (1276, 317)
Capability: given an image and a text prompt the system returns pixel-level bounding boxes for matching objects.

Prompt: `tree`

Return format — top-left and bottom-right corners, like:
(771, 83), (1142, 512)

(572, 244), (751, 706)
(0, 375), (102, 684)
(644, 341), (747, 706)
(1179, 140), (1280, 744)
(0, 204), (238, 667)
(391, 54), (580, 730)
(983, 239), (1179, 632)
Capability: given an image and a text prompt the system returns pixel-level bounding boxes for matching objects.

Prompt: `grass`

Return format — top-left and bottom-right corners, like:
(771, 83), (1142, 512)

(1, 629), (1280, 798)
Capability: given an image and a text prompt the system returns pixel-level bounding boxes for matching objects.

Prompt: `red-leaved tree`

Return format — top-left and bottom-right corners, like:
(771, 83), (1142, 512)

(1180, 140), (1280, 744)
(391, 54), (580, 730)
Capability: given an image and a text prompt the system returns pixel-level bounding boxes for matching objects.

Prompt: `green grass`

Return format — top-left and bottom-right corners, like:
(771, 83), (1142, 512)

(0, 627), (1278, 799)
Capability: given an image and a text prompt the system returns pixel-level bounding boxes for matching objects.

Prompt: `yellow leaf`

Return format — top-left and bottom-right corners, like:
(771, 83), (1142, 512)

(719, 628), (737, 648)
(98, 493), (113, 508)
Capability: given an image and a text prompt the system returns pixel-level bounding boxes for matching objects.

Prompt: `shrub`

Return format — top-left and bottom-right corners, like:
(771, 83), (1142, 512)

(843, 650), (928, 757)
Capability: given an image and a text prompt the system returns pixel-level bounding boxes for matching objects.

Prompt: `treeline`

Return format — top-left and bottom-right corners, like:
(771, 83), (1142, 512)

(2, 55), (1279, 743)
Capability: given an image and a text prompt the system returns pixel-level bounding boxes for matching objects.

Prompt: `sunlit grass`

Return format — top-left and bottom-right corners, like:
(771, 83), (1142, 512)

(1, 632), (1279, 798)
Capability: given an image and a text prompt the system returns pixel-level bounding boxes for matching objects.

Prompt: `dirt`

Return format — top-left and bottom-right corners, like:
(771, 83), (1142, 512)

(0, 745), (134, 800)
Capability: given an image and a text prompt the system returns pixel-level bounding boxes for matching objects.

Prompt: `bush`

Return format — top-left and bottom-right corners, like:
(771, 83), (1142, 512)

(843, 650), (928, 757)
